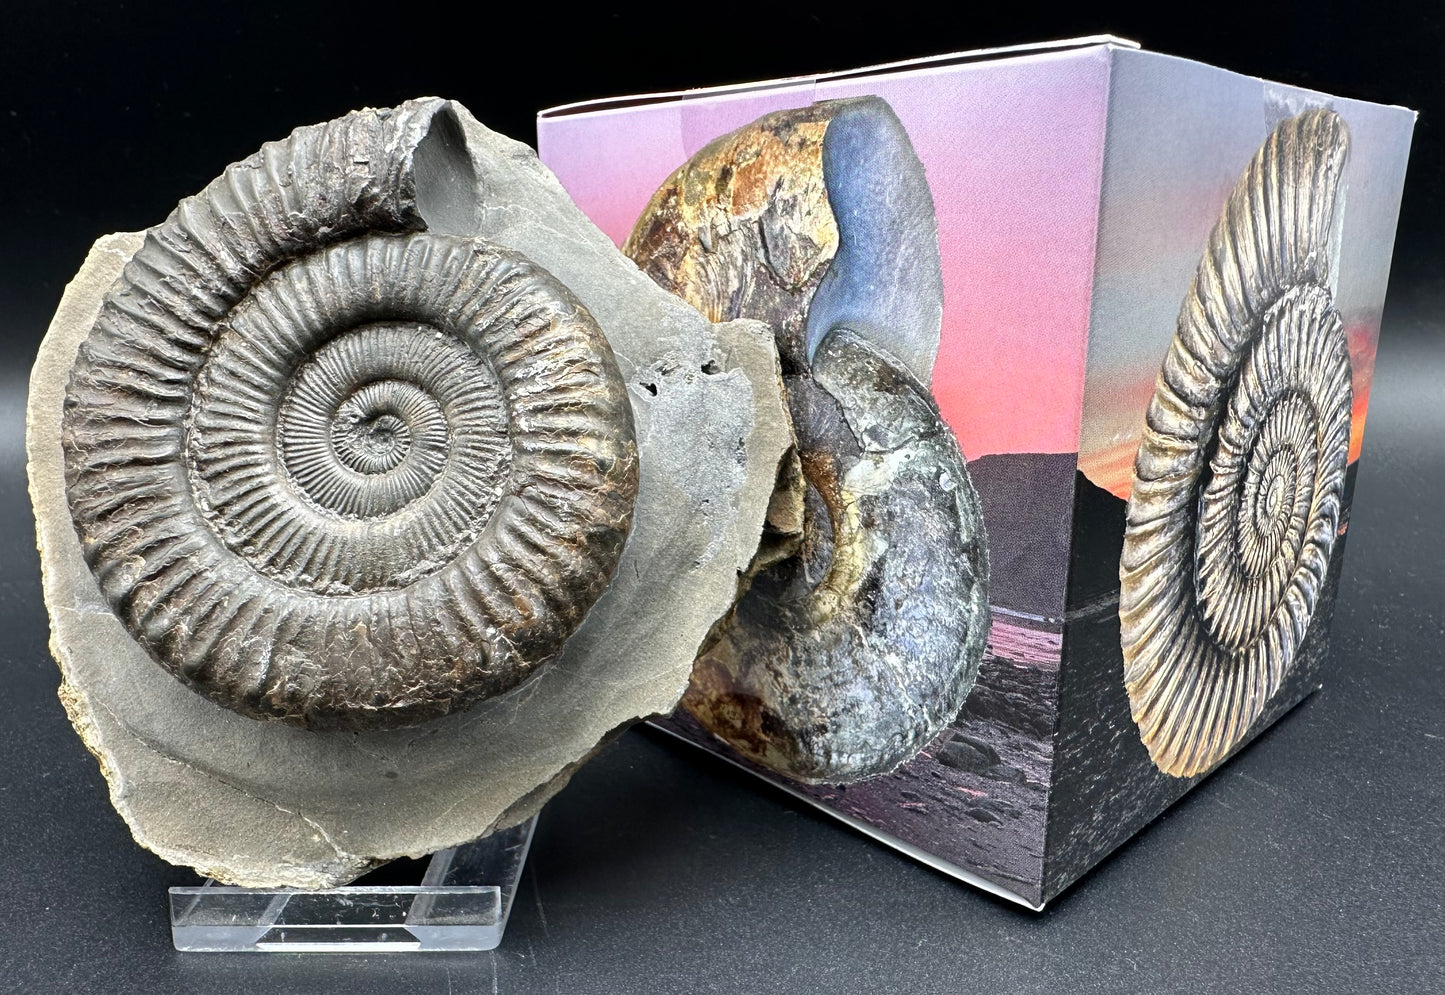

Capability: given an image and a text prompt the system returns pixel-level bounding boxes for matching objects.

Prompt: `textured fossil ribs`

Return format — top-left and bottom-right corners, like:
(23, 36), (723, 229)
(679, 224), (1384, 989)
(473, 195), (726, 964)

(61, 99), (639, 731)
(1120, 108), (1352, 778)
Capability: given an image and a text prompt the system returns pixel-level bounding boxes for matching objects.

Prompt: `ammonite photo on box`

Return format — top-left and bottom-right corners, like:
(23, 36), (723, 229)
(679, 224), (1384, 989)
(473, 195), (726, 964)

(541, 56), (1130, 904)
(626, 97), (992, 785)
(1119, 109), (1352, 778)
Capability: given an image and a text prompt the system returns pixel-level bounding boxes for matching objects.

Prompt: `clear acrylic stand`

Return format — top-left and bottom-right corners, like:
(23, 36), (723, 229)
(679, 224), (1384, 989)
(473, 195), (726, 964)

(169, 815), (536, 953)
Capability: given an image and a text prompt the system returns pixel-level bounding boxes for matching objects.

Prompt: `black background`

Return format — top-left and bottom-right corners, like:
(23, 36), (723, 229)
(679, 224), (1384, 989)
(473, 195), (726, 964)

(1, 4), (1440, 993)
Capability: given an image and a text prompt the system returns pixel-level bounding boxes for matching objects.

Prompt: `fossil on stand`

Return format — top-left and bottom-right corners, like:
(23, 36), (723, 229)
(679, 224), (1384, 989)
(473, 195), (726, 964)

(28, 98), (792, 887)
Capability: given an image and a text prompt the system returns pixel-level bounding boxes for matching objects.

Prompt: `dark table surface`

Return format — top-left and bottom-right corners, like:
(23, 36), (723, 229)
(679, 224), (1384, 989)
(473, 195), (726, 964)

(1, 8), (1441, 994)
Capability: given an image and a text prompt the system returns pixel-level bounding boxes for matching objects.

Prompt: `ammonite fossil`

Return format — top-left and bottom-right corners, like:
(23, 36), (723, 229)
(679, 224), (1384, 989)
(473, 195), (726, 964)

(628, 97), (990, 783)
(60, 99), (639, 731)
(30, 100), (793, 888)
(1120, 108), (1352, 778)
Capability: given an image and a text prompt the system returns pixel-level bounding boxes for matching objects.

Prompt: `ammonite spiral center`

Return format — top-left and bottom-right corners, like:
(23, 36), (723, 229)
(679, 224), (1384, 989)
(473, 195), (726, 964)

(194, 275), (514, 596)
(1194, 289), (1346, 657)
(1236, 395), (1316, 578)
(329, 378), (445, 478)
(275, 322), (492, 530)
(341, 412), (411, 469)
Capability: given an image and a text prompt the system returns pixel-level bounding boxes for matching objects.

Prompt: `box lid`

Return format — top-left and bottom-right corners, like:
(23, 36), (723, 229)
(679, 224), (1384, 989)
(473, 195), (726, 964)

(538, 34), (1138, 119)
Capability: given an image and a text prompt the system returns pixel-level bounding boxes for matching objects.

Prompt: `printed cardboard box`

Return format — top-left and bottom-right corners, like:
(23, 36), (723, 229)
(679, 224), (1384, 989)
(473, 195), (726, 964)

(537, 36), (1415, 907)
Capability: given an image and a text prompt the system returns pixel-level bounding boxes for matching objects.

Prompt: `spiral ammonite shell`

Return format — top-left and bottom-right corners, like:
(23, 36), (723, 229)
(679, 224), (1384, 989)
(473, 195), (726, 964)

(1120, 108), (1352, 778)
(60, 99), (639, 731)
(628, 97), (989, 783)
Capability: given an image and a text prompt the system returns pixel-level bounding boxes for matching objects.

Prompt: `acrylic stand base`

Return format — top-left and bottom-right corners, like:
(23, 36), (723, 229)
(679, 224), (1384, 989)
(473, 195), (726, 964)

(169, 815), (536, 953)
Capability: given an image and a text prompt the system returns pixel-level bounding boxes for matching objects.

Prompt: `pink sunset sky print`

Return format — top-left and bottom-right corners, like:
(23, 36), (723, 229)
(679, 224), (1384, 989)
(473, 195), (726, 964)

(538, 49), (1111, 465)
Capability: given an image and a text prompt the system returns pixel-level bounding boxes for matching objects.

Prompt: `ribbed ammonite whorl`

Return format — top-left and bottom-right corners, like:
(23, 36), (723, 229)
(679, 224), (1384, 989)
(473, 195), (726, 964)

(60, 99), (639, 731)
(1120, 108), (1352, 778)
(628, 97), (989, 784)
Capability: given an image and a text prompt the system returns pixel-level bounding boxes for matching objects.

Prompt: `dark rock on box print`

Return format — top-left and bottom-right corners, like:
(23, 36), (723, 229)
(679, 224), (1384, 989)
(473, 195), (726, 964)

(539, 39), (1413, 907)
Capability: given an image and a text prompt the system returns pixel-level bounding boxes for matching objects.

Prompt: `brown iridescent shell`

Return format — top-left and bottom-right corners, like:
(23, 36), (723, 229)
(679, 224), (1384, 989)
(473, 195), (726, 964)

(629, 97), (990, 784)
